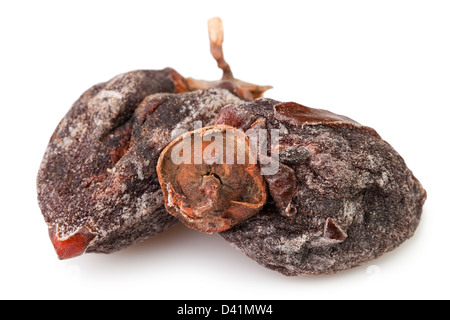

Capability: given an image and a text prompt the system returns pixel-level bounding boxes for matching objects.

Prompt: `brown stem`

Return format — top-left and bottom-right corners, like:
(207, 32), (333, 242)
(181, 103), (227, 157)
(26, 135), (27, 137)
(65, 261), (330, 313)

(208, 17), (234, 80)
(185, 17), (272, 100)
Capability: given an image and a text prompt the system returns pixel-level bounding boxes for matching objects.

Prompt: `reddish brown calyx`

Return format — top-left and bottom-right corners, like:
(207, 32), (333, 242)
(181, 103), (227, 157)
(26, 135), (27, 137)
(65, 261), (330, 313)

(186, 17), (272, 100)
(157, 125), (267, 233)
(49, 225), (95, 260)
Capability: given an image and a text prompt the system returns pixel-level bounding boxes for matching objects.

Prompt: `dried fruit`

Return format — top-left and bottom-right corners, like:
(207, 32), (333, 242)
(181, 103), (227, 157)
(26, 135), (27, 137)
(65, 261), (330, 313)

(37, 82), (249, 258)
(219, 100), (426, 275)
(157, 125), (267, 233)
(37, 17), (270, 259)
(37, 69), (182, 258)
(37, 16), (426, 278)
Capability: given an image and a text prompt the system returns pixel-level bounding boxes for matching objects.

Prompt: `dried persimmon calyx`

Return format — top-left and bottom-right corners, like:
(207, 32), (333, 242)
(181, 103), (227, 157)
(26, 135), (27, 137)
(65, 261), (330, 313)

(157, 125), (267, 233)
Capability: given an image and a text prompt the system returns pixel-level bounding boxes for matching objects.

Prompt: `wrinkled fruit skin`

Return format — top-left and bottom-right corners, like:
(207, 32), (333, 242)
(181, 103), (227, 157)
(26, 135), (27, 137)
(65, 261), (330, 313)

(219, 99), (426, 275)
(37, 68), (244, 258)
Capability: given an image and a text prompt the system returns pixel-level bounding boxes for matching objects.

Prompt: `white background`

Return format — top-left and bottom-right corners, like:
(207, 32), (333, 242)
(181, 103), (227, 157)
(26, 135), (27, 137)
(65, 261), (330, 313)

(1, 0), (448, 300)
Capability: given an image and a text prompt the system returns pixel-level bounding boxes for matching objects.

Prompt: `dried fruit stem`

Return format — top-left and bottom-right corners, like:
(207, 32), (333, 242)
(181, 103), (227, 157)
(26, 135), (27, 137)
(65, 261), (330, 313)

(186, 17), (272, 100)
(208, 17), (234, 80)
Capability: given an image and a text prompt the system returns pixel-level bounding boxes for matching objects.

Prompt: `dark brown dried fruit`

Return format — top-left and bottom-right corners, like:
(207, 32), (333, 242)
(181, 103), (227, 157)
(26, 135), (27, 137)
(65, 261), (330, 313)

(37, 69), (246, 258)
(37, 17), (269, 259)
(37, 16), (426, 278)
(37, 68), (182, 258)
(219, 99), (426, 275)
(157, 125), (267, 233)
